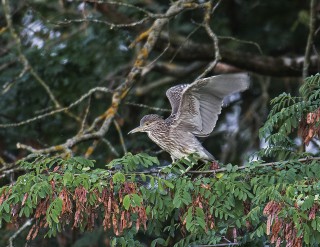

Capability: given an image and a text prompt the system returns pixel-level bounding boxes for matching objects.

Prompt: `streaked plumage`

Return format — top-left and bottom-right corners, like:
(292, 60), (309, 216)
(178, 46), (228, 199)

(129, 73), (250, 161)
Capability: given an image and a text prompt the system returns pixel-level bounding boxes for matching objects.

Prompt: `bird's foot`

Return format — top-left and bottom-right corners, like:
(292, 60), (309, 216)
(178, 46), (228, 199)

(210, 160), (220, 170)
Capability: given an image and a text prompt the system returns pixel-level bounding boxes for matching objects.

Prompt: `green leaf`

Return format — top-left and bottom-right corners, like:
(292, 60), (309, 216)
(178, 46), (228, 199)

(123, 195), (131, 210)
(196, 216), (206, 230)
(51, 213), (59, 224)
(46, 198), (63, 226)
(140, 174), (146, 182)
(151, 238), (166, 247)
(112, 172), (125, 183)
(3, 203), (10, 213)
(226, 164), (233, 172)
(24, 206), (31, 217)
(185, 207), (193, 231)
(150, 176), (155, 188)
(163, 180), (174, 189)
(111, 238), (117, 247)
(146, 205), (151, 215)
(63, 171), (73, 186)
(195, 207), (205, 218)
(71, 156), (95, 167)
(301, 196), (314, 211)
(131, 194), (142, 206)
(303, 224), (310, 244)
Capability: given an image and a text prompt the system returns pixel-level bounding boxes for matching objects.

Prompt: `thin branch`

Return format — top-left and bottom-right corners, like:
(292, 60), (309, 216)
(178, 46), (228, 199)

(7, 219), (33, 247)
(125, 102), (171, 112)
(1, 64), (28, 95)
(218, 35), (263, 55)
(83, 0), (164, 19)
(102, 138), (120, 157)
(0, 87), (111, 128)
(2, 0), (60, 108)
(169, 25), (202, 63)
(0, 167), (25, 179)
(56, 17), (149, 28)
(157, 33), (320, 76)
(195, 244), (239, 247)
(16, 131), (102, 154)
(79, 96), (92, 134)
(302, 0), (317, 78)
(187, 156), (320, 174)
(119, 156), (320, 177)
(142, 40), (171, 74)
(196, 1), (221, 80)
(196, 244), (239, 247)
(152, 61), (206, 77)
(113, 120), (127, 154)
(134, 61), (206, 96)
(84, 140), (99, 158)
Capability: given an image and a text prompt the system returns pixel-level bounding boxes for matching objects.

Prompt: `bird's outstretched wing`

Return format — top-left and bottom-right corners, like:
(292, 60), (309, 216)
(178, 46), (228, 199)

(166, 84), (189, 117)
(169, 73), (250, 137)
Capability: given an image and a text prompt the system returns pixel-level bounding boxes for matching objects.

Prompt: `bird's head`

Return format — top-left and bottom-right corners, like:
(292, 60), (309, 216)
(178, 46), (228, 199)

(128, 114), (163, 134)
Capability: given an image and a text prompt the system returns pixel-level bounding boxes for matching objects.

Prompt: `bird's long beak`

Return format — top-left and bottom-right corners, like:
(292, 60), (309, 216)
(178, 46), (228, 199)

(128, 126), (144, 134)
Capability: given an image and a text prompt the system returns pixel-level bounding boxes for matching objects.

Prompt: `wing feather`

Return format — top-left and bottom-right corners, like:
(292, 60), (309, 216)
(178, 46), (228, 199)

(171, 73), (249, 137)
(166, 84), (189, 117)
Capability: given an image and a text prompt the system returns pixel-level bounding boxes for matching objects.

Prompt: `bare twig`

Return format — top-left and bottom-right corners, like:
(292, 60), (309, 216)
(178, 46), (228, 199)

(125, 102), (171, 112)
(7, 219), (33, 247)
(79, 96), (92, 134)
(56, 17), (149, 28)
(218, 35), (263, 55)
(195, 243), (239, 247)
(187, 156), (320, 174)
(102, 138), (120, 157)
(153, 61), (206, 77)
(302, 0), (316, 78)
(143, 40), (171, 73)
(0, 87), (111, 128)
(0, 167), (25, 179)
(84, 140), (99, 158)
(1, 64), (28, 95)
(196, 1), (221, 80)
(169, 25), (202, 63)
(2, 0), (60, 108)
(113, 120), (127, 154)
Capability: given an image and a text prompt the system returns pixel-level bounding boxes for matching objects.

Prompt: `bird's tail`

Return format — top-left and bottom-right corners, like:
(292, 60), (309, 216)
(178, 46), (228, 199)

(202, 147), (215, 161)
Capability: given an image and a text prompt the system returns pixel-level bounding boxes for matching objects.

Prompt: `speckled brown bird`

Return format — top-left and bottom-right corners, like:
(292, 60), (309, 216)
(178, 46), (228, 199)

(129, 73), (250, 162)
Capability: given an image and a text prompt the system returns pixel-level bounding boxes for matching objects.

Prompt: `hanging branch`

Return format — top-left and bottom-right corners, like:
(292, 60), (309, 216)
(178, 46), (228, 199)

(302, 0), (317, 78)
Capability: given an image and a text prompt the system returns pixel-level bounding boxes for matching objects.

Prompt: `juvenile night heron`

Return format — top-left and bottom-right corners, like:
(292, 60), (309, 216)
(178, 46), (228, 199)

(129, 73), (250, 162)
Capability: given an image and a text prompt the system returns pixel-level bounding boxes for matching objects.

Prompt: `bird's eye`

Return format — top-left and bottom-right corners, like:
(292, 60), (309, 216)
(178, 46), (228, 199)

(145, 122), (150, 126)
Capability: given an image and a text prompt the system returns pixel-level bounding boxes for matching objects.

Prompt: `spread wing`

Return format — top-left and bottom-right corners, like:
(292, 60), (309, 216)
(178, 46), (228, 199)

(166, 84), (189, 117)
(170, 73), (250, 137)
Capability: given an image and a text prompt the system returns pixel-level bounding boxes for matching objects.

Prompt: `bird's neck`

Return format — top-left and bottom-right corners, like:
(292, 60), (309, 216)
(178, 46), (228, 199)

(147, 120), (169, 142)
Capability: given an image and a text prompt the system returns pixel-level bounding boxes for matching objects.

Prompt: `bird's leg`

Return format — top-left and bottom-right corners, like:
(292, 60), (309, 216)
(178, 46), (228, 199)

(170, 156), (176, 163)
